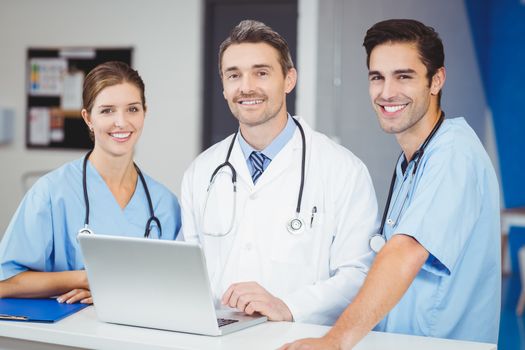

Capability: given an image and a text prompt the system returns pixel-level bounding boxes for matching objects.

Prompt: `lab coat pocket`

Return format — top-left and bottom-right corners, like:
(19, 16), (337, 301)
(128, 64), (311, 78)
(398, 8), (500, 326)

(271, 211), (326, 263)
(268, 212), (326, 289)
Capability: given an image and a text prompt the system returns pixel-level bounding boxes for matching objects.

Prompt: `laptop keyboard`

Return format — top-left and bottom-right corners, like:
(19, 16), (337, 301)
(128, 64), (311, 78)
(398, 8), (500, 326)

(217, 318), (239, 327)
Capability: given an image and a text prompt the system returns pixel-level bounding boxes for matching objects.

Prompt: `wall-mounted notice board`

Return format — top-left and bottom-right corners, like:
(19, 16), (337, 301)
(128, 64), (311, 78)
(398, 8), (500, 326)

(26, 47), (133, 149)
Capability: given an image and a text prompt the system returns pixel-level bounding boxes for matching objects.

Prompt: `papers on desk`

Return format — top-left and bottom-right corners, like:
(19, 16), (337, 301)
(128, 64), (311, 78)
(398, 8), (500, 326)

(0, 298), (89, 323)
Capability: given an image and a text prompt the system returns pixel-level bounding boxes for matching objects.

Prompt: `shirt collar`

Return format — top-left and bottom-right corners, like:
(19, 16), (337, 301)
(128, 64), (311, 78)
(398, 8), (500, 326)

(238, 114), (297, 161)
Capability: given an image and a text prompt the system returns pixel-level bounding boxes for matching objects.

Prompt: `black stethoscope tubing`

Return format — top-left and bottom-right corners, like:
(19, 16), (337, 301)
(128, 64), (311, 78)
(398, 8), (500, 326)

(210, 117), (306, 230)
(295, 118), (307, 216)
(81, 150), (162, 238)
(378, 112), (445, 237)
(208, 129), (238, 191)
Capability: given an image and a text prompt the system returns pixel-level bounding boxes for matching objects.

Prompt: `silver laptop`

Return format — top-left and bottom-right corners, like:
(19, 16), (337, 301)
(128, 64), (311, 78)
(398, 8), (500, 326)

(78, 234), (267, 336)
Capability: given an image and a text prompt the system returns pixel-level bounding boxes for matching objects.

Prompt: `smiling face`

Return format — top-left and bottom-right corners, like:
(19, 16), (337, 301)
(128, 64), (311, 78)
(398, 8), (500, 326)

(368, 41), (444, 139)
(81, 82), (145, 158)
(221, 42), (296, 129)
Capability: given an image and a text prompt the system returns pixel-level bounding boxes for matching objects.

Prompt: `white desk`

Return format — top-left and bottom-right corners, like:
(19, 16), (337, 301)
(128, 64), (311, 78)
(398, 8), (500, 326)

(0, 307), (496, 350)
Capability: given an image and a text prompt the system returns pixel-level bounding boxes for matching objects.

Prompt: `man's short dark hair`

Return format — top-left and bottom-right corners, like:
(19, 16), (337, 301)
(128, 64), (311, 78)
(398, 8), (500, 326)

(218, 19), (294, 77)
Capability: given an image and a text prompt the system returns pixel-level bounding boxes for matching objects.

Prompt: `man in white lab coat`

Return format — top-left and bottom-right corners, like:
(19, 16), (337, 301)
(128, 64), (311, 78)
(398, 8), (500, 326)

(181, 19), (378, 325)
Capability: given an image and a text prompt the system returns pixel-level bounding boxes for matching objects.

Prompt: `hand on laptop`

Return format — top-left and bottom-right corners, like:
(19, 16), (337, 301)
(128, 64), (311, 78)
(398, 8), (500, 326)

(57, 288), (92, 304)
(221, 281), (292, 321)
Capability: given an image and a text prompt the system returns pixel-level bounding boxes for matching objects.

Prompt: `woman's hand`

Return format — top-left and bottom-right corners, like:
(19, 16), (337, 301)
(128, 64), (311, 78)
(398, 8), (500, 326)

(57, 288), (92, 304)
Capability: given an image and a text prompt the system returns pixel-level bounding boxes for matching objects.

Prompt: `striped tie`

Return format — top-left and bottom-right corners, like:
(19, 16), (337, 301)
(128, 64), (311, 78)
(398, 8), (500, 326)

(250, 151), (267, 184)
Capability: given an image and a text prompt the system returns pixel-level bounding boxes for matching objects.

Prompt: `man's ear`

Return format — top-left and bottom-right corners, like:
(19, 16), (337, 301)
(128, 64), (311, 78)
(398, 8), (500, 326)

(284, 68), (297, 94)
(430, 67), (446, 95)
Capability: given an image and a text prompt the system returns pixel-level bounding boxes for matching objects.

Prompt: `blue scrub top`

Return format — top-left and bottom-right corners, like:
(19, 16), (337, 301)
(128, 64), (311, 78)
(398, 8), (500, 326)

(0, 157), (181, 280)
(375, 117), (501, 343)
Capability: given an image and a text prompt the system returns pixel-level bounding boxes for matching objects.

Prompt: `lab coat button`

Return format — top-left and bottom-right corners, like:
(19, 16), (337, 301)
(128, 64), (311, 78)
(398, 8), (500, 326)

(245, 243), (252, 251)
(249, 193), (258, 200)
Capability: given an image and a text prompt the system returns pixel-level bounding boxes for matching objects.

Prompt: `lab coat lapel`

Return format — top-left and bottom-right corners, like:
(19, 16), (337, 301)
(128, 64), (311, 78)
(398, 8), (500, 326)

(296, 118), (314, 186)
(229, 136), (255, 189)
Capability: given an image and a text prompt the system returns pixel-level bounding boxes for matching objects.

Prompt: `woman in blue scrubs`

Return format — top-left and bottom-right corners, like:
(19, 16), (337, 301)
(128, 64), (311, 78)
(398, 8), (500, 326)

(0, 61), (181, 304)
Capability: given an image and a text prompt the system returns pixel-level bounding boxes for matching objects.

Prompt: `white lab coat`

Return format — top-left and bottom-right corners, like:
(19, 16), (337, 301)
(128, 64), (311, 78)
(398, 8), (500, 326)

(181, 117), (378, 325)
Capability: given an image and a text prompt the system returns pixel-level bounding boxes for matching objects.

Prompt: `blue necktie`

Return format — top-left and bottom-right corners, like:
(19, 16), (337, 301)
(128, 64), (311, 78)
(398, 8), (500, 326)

(250, 151), (267, 184)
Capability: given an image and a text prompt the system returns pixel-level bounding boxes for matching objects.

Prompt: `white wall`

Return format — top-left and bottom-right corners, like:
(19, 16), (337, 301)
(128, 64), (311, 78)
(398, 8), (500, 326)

(0, 0), (203, 234)
(296, 0), (319, 126)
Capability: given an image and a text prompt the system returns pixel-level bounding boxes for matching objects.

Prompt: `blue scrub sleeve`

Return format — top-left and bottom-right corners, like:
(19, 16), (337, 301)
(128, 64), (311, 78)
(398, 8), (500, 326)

(392, 145), (482, 276)
(0, 181), (54, 280)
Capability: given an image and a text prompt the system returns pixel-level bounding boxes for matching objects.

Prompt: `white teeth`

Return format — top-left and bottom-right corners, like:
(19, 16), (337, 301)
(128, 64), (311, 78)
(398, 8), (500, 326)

(111, 132), (131, 139)
(240, 100), (263, 105)
(384, 105), (406, 113)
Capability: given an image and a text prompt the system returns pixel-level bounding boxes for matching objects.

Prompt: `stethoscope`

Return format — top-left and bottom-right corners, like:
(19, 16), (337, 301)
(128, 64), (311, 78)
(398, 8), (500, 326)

(369, 112), (445, 253)
(204, 117), (307, 236)
(77, 150), (162, 238)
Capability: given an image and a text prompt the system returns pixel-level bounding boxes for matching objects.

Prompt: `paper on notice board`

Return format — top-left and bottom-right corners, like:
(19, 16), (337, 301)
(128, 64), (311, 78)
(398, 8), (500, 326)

(61, 71), (84, 110)
(29, 107), (50, 145)
(50, 108), (65, 142)
(29, 58), (67, 96)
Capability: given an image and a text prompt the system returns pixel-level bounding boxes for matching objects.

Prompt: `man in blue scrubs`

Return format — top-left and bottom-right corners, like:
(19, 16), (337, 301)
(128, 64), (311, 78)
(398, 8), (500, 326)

(281, 19), (500, 349)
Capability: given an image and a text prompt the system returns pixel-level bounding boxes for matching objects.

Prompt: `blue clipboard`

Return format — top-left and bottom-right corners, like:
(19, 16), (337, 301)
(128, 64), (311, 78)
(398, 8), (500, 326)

(0, 298), (89, 323)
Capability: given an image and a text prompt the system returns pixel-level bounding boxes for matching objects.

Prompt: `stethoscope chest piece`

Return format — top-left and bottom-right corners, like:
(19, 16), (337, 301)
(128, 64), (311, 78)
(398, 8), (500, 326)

(77, 227), (94, 236)
(369, 233), (386, 253)
(287, 217), (305, 235)
(77, 226), (94, 243)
